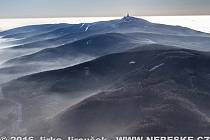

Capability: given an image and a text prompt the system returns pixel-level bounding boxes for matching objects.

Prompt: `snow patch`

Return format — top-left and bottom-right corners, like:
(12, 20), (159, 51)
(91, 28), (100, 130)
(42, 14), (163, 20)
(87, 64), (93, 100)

(129, 61), (136, 64)
(80, 23), (85, 28)
(141, 39), (156, 44)
(84, 24), (95, 32)
(85, 26), (89, 31)
(149, 63), (164, 72)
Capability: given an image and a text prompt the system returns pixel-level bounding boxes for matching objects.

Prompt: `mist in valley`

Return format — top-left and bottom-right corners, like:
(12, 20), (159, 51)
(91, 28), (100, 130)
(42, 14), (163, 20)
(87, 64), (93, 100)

(0, 16), (210, 136)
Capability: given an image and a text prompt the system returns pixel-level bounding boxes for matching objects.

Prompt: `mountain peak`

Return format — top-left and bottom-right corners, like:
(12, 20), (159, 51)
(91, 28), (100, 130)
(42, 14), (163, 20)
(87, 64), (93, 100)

(120, 14), (149, 24)
(122, 14), (136, 21)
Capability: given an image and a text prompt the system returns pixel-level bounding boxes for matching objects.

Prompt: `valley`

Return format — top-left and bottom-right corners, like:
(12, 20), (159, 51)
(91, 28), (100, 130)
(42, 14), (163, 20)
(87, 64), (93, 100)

(0, 16), (210, 136)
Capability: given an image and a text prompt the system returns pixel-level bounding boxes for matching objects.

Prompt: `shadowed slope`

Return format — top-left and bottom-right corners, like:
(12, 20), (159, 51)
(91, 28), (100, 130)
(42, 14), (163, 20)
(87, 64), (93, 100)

(2, 45), (210, 136)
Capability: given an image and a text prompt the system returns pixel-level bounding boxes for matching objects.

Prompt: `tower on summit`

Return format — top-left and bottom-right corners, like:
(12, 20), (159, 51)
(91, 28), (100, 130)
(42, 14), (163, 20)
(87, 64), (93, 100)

(126, 13), (130, 17)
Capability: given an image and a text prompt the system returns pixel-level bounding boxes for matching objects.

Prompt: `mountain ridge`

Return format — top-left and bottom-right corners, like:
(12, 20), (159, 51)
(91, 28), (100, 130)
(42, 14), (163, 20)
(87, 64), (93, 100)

(2, 45), (210, 136)
(1, 16), (210, 136)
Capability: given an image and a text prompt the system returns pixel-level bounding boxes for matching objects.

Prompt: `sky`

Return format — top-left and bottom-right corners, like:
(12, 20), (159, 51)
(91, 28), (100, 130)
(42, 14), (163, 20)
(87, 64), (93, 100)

(0, 0), (210, 18)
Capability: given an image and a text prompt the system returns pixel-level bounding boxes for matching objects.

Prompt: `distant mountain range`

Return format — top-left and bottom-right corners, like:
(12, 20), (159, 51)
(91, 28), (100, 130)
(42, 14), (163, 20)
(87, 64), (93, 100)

(1, 16), (209, 64)
(1, 16), (209, 46)
(0, 16), (210, 136)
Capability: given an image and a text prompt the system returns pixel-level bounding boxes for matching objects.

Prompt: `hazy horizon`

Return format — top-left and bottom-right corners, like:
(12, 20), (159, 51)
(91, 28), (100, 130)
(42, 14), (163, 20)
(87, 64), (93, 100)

(1, 16), (210, 33)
